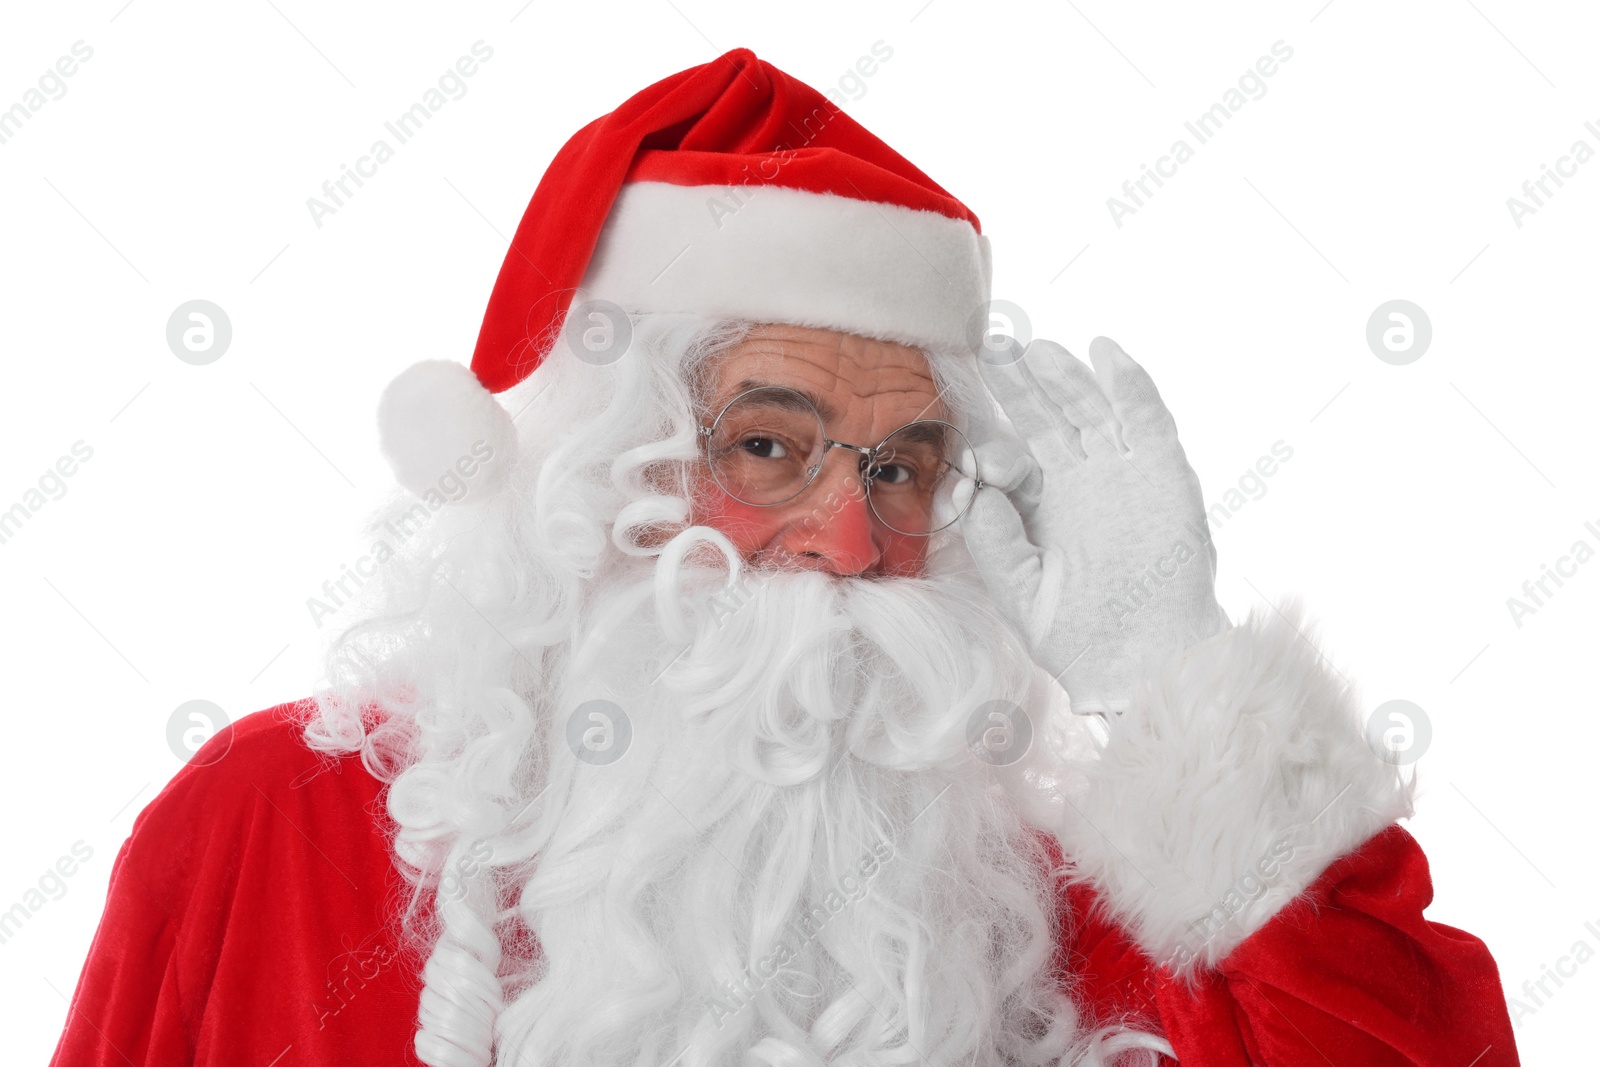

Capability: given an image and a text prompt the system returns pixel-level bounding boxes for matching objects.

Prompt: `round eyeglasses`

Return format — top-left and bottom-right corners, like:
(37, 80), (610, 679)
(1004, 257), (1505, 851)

(697, 385), (986, 536)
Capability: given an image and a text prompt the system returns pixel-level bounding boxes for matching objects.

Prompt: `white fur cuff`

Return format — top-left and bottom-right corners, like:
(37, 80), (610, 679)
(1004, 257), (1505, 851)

(1047, 597), (1415, 976)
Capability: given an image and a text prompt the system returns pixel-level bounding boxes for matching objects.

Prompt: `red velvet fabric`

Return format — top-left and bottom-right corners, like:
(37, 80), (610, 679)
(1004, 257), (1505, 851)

(50, 702), (427, 1065)
(1044, 829), (1521, 1065)
(50, 702), (1519, 1065)
(469, 46), (979, 393)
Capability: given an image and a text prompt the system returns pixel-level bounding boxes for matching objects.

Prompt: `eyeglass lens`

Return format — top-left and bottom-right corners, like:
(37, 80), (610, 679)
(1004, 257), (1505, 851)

(703, 387), (978, 535)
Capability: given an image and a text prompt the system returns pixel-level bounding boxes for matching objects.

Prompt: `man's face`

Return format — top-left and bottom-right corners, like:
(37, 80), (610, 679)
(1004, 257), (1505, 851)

(689, 323), (948, 579)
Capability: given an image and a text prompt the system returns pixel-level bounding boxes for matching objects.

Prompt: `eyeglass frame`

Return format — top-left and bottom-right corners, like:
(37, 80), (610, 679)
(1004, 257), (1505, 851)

(694, 384), (988, 536)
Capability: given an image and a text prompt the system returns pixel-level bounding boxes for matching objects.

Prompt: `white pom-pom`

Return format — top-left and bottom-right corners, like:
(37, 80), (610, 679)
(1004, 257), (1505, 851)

(376, 360), (516, 502)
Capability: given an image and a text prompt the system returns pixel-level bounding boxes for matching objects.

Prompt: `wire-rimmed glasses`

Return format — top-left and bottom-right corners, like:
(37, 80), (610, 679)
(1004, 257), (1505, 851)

(697, 385), (985, 536)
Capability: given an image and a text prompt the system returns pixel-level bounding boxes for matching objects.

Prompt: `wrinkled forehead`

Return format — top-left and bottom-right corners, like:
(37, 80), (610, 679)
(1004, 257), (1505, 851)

(704, 324), (950, 431)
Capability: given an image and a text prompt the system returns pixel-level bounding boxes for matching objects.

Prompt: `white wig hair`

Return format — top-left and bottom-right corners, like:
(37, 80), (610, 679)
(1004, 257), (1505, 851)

(298, 308), (1170, 1067)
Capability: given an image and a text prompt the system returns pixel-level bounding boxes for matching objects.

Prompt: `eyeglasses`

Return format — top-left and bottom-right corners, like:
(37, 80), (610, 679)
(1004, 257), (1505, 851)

(697, 385), (985, 536)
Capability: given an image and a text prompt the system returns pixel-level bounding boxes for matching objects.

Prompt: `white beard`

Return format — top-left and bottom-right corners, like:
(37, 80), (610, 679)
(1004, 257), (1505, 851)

(312, 311), (1175, 1066)
(405, 527), (1120, 1067)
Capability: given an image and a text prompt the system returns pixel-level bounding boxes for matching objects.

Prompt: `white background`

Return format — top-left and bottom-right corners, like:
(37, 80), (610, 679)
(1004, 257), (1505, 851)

(3, 1), (1595, 1061)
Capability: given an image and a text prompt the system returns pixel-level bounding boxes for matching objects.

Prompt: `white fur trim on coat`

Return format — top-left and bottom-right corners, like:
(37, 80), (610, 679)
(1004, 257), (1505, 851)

(579, 181), (992, 356)
(1034, 596), (1415, 976)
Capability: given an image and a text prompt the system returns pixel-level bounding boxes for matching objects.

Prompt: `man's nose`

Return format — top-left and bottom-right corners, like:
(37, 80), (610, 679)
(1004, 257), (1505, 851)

(768, 454), (882, 576)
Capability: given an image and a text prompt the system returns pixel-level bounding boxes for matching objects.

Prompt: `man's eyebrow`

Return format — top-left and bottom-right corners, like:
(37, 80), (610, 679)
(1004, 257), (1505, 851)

(727, 378), (840, 424)
(884, 420), (948, 451)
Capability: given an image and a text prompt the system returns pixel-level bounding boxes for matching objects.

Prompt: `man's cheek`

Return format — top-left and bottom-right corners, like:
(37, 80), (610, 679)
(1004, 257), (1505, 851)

(880, 532), (927, 577)
(695, 485), (780, 555)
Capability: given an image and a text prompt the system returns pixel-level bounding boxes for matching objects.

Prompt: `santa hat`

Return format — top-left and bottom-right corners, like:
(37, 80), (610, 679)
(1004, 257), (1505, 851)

(378, 46), (991, 497)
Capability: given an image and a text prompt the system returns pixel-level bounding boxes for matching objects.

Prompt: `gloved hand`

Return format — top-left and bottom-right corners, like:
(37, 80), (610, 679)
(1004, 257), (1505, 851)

(958, 336), (1230, 715)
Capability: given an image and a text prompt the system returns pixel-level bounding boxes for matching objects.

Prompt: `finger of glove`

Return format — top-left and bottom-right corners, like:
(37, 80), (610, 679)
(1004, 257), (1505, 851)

(959, 480), (1047, 622)
(971, 436), (1044, 515)
(1087, 336), (1180, 450)
(979, 343), (1087, 468)
(1023, 338), (1125, 461)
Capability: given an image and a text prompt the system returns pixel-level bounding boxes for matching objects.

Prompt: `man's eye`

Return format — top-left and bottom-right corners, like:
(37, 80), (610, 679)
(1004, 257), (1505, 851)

(740, 436), (788, 459)
(870, 463), (913, 485)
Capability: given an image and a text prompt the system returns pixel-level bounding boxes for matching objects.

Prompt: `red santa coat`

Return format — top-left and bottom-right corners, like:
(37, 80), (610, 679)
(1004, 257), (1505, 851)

(49, 695), (1517, 1066)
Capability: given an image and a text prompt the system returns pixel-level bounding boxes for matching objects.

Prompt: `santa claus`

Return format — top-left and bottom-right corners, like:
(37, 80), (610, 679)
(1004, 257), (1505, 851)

(51, 48), (1517, 1067)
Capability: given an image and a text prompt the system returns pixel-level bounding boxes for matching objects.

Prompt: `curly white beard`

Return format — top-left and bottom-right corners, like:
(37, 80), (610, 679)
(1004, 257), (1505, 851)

(394, 528), (1165, 1067)
(304, 312), (1168, 1067)
(477, 528), (1073, 1067)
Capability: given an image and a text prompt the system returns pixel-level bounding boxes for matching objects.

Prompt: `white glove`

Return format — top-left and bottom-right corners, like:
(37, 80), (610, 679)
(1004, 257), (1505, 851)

(958, 336), (1230, 715)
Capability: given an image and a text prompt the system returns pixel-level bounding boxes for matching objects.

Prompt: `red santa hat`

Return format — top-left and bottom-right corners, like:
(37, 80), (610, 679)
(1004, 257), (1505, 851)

(378, 46), (991, 497)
